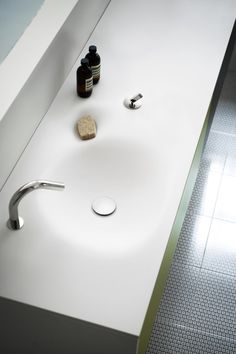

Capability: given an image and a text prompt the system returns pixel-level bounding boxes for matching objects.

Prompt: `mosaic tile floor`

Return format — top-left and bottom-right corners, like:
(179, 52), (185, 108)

(147, 70), (236, 353)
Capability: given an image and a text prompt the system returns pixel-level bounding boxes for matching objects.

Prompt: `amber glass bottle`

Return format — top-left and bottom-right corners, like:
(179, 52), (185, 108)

(85, 45), (101, 84)
(76, 58), (93, 98)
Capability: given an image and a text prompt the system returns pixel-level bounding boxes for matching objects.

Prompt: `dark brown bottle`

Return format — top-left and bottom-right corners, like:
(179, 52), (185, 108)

(85, 45), (101, 84)
(76, 58), (93, 98)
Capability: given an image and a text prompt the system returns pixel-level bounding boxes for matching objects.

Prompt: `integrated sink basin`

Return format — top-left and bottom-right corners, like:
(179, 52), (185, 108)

(35, 138), (171, 254)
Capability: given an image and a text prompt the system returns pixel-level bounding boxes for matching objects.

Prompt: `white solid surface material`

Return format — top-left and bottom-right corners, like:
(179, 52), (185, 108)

(0, 0), (236, 337)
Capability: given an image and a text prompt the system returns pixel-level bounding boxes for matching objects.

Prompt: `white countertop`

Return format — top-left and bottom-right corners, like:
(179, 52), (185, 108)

(0, 0), (235, 337)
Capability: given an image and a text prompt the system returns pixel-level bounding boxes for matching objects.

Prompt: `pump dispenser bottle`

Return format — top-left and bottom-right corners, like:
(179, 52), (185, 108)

(85, 45), (101, 84)
(76, 58), (93, 98)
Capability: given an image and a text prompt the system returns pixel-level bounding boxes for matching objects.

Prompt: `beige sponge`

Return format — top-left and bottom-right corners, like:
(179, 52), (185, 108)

(77, 115), (96, 140)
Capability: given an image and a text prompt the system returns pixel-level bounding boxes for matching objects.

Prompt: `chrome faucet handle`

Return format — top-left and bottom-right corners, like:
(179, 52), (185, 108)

(124, 93), (143, 109)
(130, 93), (143, 108)
(7, 180), (65, 230)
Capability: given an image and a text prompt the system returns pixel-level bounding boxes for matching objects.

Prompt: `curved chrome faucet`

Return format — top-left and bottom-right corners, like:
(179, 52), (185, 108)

(7, 180), (65, 230)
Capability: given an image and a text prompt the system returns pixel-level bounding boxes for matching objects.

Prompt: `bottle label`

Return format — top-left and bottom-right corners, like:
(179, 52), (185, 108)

(91, 64), (100, 79)
(85, 77), (93, 92)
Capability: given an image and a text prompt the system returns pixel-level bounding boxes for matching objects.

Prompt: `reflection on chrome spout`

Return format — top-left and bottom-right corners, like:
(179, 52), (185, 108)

(7, 180), (65, 230)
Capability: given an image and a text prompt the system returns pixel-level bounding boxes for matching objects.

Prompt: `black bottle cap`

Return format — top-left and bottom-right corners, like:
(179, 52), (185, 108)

(89, 45), (97, 53)
(81, 58), (89, 66)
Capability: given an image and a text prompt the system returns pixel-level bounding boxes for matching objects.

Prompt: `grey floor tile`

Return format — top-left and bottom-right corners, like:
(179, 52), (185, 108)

(147, 322), (236, 354)
(157, 263), (200, 328)
(187, 167), (222, 217)
(224, 135), (236, 177)
(211, 72), (236, 134)
(157, 264), (236, 340)
(200, 131), (229, 173)
(214, 175), (236, 222)
(173, 214), (211, 267)
(193, 269), (236, 339)
(211, 101), (236, 134)
(202, 219), (236, 277)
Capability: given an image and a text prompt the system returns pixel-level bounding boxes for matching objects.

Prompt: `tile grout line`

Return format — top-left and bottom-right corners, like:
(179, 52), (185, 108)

(181, 262), (236, 280)
(156, 319), (236, 344)
(210, 129), (236, 137)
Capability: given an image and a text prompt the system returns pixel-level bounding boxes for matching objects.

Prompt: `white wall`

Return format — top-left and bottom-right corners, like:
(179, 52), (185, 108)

(0, 0), (45, 64)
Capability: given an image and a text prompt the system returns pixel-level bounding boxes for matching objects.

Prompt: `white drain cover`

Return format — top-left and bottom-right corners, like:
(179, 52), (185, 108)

(92, 197), (116, 216)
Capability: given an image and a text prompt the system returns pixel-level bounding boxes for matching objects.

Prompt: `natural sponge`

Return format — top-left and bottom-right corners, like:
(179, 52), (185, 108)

(77, 115), (96, 140)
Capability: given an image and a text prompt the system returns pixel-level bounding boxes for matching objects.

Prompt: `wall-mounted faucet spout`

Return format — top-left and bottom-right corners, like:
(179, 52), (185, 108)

(7, 180), (65, 230)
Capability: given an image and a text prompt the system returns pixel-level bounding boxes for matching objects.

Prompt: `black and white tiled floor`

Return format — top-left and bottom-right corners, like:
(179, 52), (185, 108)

(147, 70), (236, 353)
